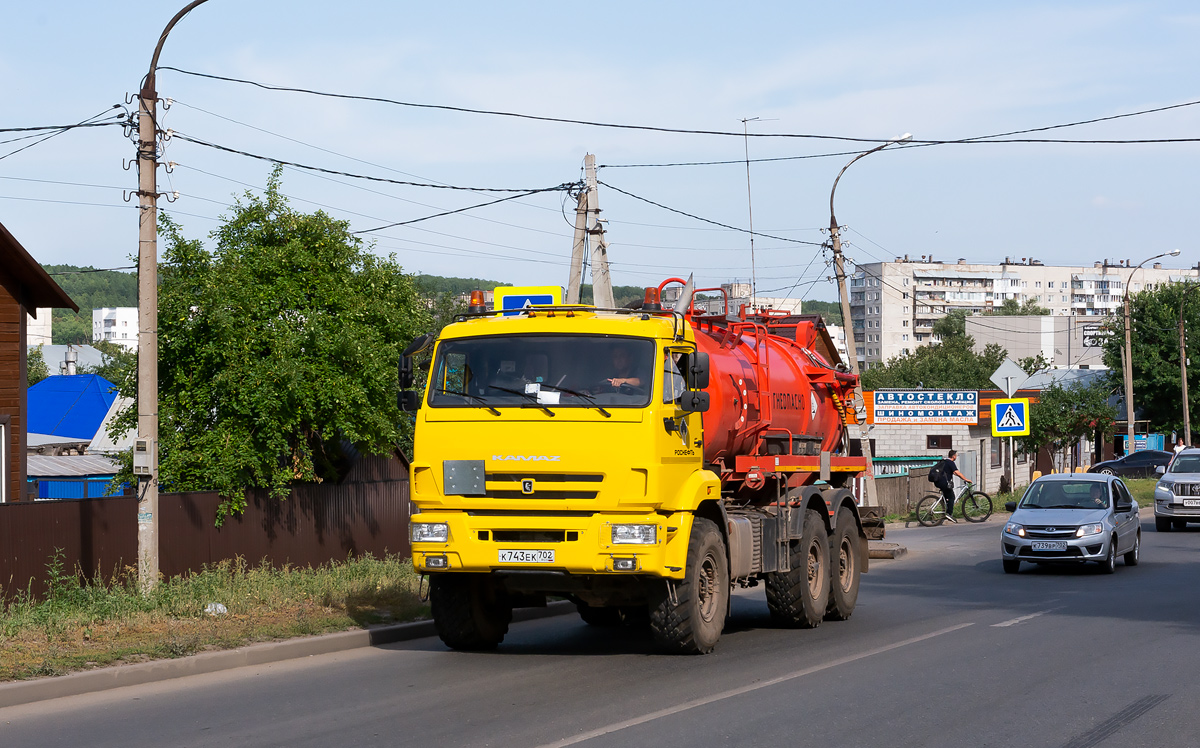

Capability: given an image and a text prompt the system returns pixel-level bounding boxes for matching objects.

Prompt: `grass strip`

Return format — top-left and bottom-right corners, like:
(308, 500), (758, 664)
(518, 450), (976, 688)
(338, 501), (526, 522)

(0, 553), (426, 682)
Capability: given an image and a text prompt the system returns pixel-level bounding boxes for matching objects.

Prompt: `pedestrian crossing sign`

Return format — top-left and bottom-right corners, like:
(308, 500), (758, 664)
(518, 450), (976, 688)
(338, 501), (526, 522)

(494, 286), (563, 317)
(991, 398), (1030, 436)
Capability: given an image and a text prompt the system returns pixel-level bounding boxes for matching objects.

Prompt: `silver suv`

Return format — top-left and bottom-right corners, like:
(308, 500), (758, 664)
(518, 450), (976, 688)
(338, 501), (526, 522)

(1154, 448), (1200, 531)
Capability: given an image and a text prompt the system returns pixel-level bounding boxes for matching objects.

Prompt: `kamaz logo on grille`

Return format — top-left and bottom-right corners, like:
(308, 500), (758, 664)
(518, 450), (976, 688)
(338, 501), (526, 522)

(521, 479), (535, 494)
(492, 455), (562, 462)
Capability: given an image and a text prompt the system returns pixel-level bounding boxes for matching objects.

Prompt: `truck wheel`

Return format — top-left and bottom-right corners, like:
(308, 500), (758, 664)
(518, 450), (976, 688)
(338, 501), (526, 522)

(1155, 517), (1171, 532)
(430, 574), (512, 651)
(825, 508), (860, 621)
(577, 603), (625, 627)
(649, 517), (729, 654)
(766, 508), (829, 629)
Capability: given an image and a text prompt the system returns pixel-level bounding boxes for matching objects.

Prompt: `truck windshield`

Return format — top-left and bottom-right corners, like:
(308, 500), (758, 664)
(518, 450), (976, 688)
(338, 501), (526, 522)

(429, 335), (655, 409)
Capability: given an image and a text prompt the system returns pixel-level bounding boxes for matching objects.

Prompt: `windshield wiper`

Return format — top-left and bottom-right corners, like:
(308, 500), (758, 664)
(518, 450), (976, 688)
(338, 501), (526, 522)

(487, 385), (556, 417)
(538, 383), (611, 417)
(433, 387), (500, 416)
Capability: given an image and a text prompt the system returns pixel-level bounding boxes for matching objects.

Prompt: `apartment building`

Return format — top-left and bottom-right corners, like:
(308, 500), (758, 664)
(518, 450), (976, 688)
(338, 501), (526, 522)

(92, 307), (138, 350)
(851, 256), (1200, 368)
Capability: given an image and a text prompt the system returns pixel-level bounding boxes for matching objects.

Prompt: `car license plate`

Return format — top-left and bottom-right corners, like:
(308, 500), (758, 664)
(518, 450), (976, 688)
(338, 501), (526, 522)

(1030, 541), (1068, 551)
(1184, 500), (1200, 508)
(498, 549), (555, 564)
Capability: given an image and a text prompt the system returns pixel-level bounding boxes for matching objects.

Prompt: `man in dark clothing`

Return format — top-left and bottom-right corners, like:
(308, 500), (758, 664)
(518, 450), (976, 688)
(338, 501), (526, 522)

(936, 449), (971, 522)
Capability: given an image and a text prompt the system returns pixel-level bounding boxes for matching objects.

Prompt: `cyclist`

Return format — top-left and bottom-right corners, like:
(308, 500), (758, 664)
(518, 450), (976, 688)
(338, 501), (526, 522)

(935, 449), (971, 523)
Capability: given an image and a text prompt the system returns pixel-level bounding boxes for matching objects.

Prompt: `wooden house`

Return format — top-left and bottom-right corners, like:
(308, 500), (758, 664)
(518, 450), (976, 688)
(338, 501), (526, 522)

(1, 221), (78, 502)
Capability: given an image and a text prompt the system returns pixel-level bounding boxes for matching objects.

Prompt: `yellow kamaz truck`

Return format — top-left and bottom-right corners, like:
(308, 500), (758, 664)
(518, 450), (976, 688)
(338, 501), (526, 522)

(401, 281), (870, 654)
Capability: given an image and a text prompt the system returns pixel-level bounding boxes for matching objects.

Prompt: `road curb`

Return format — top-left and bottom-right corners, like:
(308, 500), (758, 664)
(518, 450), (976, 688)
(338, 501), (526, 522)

(0, 600), (576, 710)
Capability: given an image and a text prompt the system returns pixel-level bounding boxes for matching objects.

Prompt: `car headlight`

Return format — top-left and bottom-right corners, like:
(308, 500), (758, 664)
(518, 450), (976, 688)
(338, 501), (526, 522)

(1075, 523), (1104, 537)
(611, 524), (657, 544)
(1004, 522), (1026, 537)
(410, 522), (449, 543)
(1155, 482), (1174, 500)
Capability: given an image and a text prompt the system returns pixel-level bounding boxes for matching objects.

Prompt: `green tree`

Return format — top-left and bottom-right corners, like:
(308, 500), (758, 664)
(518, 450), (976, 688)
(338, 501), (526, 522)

(27, 344), (49, 386)
(1019, 379), (1117, 470)
(40, 265), (138, 345)
(114, 168), (429, 519)
(1101, 280), (1199, 436)
(799, 300), (843, 326)
(988, 298), (1051, 316)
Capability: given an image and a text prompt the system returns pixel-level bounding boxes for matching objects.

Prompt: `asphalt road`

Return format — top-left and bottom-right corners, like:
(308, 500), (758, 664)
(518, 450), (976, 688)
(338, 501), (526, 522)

(5, 508), (1200, 748)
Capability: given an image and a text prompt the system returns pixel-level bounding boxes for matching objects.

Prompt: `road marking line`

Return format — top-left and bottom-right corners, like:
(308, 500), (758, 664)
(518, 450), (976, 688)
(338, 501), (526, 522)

(991, 609), (1053, 627)
(534, 622), (975, 748)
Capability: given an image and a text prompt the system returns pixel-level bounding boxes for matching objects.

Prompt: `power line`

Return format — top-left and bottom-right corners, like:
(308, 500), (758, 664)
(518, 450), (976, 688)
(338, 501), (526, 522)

(1, 105), (126, 163)
(351, 188), (572, 233)
(46, 265), (137, 276)
(597, 179), (825, 247)
(170, 131), (579, 194)
(158, 66), (906, 144)
(0, 120), (124, 134)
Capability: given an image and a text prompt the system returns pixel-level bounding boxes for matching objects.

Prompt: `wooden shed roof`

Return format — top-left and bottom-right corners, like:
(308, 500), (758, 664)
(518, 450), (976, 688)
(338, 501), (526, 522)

(0, 220), (78, 314)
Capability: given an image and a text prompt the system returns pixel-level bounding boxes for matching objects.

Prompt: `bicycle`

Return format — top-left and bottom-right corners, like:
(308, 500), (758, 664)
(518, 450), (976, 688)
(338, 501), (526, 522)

(915, 483), (993, 526)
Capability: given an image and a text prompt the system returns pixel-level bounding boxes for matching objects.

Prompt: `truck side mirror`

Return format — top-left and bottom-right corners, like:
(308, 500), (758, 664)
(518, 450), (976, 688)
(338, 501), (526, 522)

(1156, 465), (1166, 475)
(400, 356), (414, 388)
(689, 352), (710, 390)
(679, 391), (710, 413)
(399, 389), (422, 412)
(399, 333), (434, 389)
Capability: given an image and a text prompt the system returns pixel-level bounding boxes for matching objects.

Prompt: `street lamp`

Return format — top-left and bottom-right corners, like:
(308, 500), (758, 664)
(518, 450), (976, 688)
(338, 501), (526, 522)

(1122, 248), (1181, 454)
(830, 133), (911, 377)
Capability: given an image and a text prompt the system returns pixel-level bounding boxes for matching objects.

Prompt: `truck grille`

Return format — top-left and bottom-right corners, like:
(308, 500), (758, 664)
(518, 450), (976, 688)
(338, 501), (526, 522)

(484, 472), (603, 500)
(1172, 483), (1200, 497)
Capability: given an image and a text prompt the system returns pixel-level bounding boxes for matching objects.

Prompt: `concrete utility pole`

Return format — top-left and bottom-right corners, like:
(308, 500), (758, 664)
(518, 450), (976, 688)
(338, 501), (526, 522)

(1182, 283), (1197, 446)
(828, 134), (910, 509)
(135, 0), (210, 591)
(583, 154), (614, 308)
(565, 187), (588, 304)
(1122, 249), (1181, 455)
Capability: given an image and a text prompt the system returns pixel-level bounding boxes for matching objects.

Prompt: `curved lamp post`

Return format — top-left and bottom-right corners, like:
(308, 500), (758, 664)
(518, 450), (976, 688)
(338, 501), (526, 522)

(1122, 248), (1181, 454)
(136, 0), (211, 591)
(828, 133), (911, 515)
(1182, 282), (1198, 446)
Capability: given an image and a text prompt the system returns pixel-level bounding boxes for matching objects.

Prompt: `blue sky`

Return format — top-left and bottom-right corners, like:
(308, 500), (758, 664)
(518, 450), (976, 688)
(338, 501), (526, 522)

(3, 1), (1198, 302)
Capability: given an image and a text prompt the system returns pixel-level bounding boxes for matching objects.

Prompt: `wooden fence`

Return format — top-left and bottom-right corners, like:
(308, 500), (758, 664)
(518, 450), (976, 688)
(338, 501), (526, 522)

(0, 453), (410, 599)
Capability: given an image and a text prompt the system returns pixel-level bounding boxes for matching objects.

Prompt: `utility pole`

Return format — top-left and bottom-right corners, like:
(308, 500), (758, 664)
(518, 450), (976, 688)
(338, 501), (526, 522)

(1122, 249), (1181, 455)
(583, 154), (614, 308)
(565, 186), (587, 304)
(1183, 283), (1196, 446)
(135, 0), (210, 591)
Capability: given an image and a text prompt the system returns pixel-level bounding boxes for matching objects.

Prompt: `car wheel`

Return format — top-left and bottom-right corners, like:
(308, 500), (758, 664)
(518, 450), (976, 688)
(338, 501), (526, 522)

(1099, 536), (1117, 574)
(1002, 558), (1020, 574)
(1098, 468), (1115, 476)
(1124, 532), (1140, 566)
(1156, 517), (1171, 532)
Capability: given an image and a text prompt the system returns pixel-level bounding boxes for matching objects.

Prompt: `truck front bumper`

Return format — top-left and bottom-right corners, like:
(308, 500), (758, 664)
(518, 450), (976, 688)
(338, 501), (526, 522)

(411, 510), (693, 579)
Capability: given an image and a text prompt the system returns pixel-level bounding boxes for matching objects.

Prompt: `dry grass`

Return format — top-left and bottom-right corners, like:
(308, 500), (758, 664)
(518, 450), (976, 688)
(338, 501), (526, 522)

(0, 553), (427, 681)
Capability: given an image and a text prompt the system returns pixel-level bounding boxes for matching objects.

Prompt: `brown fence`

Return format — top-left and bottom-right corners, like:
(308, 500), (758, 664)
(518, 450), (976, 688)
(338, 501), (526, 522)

(0, 453), (410, 599)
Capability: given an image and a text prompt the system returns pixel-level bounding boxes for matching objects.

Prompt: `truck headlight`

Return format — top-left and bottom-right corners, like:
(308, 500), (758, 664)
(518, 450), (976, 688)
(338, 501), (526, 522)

(611, 524), (657, 544)
(411, 522), (449, 543)
(1075, 523), (1104, 537)
(1155, 483), (1174, 501)
(1004, 522), (1025, 537)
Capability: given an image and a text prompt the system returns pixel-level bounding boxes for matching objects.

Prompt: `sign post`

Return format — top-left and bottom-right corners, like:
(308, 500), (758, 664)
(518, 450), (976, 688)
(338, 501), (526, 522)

(990, 360), (1029, 489)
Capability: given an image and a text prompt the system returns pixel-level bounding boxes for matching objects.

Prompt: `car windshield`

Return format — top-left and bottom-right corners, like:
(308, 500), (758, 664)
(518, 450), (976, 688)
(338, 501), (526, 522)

(1170, 455), (1200, 474)
(1019, 480), (1111, 510)
(428, 334), (655, 409)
